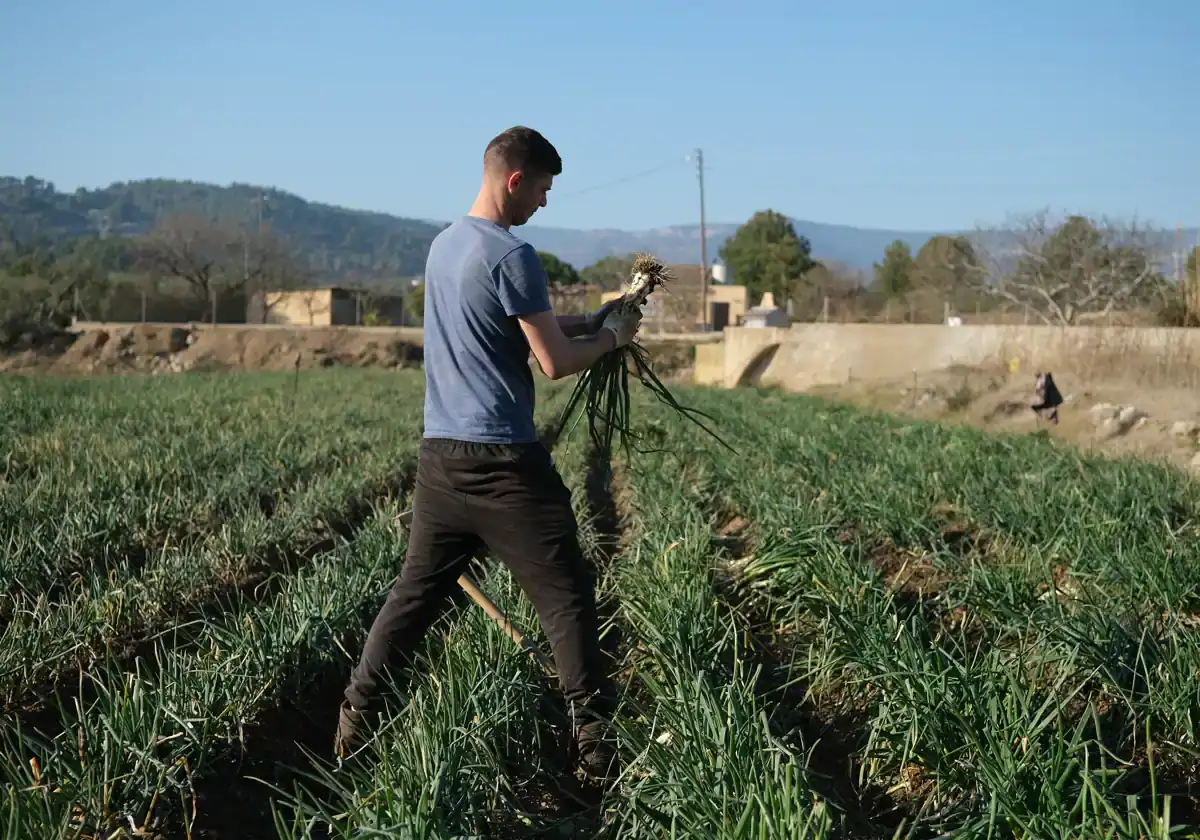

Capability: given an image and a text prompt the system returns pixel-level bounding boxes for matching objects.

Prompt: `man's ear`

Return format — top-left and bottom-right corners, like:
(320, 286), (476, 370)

(506, 170), (523, 193)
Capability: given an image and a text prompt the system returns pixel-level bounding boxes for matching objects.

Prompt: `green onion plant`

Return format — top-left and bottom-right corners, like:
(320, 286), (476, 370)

(552, 253), (736, 462)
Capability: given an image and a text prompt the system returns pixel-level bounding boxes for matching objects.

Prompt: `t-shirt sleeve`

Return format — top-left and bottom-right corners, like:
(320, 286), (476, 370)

(495, 244), (552, 317)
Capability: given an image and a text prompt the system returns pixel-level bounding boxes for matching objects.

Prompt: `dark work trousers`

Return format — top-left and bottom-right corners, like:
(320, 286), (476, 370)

(344, 437), (613, 725)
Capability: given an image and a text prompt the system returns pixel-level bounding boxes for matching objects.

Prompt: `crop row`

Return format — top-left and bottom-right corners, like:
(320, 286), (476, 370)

(625, 383), (1200, 836)
(1, 370), (578, 839)
(0, 371), (430, 711)
(5, 369), (1199, 838)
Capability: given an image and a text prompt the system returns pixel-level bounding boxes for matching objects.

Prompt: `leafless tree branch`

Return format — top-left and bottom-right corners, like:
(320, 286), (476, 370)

(136, 212), (311, 321)
(958, 209), (1171, 326)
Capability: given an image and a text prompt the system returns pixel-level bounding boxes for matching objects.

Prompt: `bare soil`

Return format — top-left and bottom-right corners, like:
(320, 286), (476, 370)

(0, 324), (697, 381)
(0, 324), (425, 376)
(805, 363), (1200, 473)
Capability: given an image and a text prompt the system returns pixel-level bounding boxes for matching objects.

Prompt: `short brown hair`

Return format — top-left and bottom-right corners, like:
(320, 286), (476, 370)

(484, 126), (562, 177)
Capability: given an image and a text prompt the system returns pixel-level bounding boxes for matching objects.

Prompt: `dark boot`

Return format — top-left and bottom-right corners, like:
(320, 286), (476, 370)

(574, 717), (620, 784)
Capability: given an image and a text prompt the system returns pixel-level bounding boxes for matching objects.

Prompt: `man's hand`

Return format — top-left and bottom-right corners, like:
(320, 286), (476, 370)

(587, 296), (624, 333)
(600, 307), (642, 348)
(557, 296), (626, 339)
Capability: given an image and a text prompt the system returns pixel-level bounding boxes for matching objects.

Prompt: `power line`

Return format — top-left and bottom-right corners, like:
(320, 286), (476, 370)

(713, 168), (1199, 191)
(552, 156), (689, 201)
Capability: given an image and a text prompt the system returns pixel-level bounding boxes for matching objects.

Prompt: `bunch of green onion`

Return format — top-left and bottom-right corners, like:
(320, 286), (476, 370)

(552, 253), (735, 461)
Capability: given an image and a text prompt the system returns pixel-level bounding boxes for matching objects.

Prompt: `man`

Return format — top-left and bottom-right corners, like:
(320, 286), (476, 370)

(334, 126), (641, 783)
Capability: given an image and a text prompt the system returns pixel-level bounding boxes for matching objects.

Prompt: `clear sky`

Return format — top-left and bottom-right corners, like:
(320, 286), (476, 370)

(2, 0), (1197, 233)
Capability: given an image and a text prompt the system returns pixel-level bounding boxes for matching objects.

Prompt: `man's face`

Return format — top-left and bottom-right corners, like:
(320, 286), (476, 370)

(506, 169), (553, 226)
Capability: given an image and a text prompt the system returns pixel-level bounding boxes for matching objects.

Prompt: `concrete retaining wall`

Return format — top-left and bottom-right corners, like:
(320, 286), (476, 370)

(694, 343), (725, 385)
(719, 323), (1200, 389)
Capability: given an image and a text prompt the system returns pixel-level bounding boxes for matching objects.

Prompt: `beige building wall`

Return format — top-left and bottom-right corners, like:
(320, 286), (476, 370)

(263, 289), (336, 325)
(251, 288), (412, 327)
(693, 342), (726, 384)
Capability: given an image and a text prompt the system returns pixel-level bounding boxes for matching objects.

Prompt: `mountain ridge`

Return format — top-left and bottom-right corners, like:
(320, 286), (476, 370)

(3, 175), (1195, 280)
(516, 219), (944, 275)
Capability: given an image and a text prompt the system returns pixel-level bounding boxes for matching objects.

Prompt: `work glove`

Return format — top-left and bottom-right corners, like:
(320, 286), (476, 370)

(586, 297), (623, 334)
(601, 307), (641, 349)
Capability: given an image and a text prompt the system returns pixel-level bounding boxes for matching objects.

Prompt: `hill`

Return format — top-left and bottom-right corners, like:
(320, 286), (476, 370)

(3, 176), (1196, 280)
(0, 176), (445, 280)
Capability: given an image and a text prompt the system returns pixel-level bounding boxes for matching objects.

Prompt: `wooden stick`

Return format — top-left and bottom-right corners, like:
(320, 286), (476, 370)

(455, 572), (555, 674)
(394, 509), (555, 676)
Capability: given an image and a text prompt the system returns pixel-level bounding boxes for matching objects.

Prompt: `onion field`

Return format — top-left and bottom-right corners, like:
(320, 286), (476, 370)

(2, 368), (1199, 839)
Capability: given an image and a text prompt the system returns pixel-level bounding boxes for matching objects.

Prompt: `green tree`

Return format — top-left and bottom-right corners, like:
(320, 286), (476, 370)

(537, 251), (581, 286)
(717, 210), (817, 305)
(871, 240), (915, 298)
(404, 282), (425, 324)
(913, 235), (978, 293)
(580, 254), (635, 292)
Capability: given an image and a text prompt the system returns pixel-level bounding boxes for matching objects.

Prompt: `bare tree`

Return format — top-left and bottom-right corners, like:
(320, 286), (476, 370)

(137, 212), (310, 322)
(298, 289), (331, 325)
(241, 223), (309, 300)
(135, 213), (231, 317)
(791, 261), (872, 321)
(960, 210), (1172, 326)
(243, 225), (311, 323)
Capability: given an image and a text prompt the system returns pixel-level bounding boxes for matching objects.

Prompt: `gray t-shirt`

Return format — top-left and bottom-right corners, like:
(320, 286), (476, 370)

(421, 215), (552, 445)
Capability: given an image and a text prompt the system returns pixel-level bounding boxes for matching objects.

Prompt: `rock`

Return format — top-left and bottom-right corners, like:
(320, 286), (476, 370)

(1172, 420), (1200, 439)
(1117, 405), (1145, 429)
(1090, 402), (1117, 423)
(1099, 404), (1147, 438)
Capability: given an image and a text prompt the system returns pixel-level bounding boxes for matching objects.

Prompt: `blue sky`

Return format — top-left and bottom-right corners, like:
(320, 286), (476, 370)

(2, 0), (1197, 233)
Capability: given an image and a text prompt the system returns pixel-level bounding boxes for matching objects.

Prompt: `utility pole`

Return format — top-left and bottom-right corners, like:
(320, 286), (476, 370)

(244, 194), (266, 322)
(1177, 223), (1183, 283)
(243, 194), (264, 287)
(696, 148), (708, 331)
